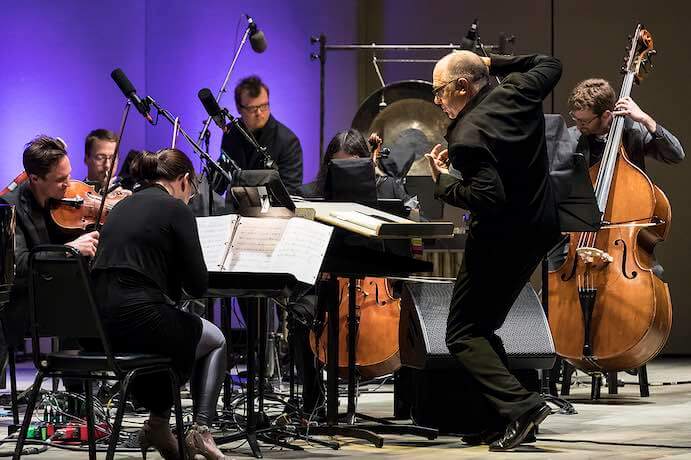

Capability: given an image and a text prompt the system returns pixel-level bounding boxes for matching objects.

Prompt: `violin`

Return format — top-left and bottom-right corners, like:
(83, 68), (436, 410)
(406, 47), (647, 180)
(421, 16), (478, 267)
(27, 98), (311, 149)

(50, 179), (130, 230)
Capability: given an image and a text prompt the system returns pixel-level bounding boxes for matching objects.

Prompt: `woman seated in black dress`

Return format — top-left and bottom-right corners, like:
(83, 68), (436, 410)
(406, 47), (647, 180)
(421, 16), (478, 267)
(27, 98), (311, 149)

(91, 148), (228, 460)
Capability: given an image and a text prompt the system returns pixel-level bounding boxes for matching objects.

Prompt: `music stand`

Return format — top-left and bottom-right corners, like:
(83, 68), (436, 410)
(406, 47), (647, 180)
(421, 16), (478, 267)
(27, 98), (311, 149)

(229, 169), (295, 217)
(552, 153), (602, 232)
(325, 158), (377, 205)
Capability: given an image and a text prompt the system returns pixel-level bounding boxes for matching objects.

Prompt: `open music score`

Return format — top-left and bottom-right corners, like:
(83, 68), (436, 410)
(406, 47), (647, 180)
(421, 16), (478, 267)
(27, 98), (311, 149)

(196, 215), (333, 285)
(295, 201), (455, 239)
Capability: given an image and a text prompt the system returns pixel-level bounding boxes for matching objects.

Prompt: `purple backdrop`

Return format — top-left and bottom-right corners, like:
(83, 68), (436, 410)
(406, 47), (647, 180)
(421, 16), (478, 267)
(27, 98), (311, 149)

(0, 0), (358, 187)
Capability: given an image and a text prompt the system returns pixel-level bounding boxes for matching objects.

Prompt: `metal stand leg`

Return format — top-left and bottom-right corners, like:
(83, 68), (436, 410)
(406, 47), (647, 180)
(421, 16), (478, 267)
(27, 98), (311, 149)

(84, 379), (97, 460)
(639, 365), (650, 397)
(561, 361), (574, 396)
(591, 374), (601, 400)
(8, 347), (19, 427)
(607, 372), (619, 395)
(221, 298), (232, 411)
(345, 277), (358, 425)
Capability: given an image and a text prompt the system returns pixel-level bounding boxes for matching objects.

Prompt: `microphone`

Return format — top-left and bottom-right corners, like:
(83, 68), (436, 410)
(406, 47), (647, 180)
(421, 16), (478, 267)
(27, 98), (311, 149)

(198, 88), (227, 130)
(246, 15), (267, 53)
(460, 19), (478, 51)
(110, 68), (153, 123)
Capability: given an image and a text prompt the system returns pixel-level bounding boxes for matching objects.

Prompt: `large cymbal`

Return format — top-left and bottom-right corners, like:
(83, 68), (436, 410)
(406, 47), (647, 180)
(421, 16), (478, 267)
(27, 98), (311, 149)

(352, 80), (449, 177)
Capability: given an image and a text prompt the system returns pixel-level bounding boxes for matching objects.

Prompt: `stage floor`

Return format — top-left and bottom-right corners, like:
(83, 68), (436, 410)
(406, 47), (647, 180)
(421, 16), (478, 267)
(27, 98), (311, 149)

(2, 357), (691, 459)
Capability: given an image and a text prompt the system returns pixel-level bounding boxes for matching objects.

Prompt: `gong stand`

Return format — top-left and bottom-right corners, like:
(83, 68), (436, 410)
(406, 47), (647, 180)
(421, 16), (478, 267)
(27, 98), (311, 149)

(309, 35), (509, 158)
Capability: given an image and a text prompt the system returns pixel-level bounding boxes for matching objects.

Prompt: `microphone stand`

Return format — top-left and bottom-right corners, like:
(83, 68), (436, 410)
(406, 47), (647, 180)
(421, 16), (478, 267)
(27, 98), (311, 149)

(147, 96), (235, 193)
(222, 109), (275, 170)
(197, 25), (252, 146)
(94, 100), (131, 232)
(200, 128), (215, 217)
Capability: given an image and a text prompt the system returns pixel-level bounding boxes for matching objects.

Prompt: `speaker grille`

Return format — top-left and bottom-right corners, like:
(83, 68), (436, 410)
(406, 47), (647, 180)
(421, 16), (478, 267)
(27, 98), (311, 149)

(400, 281), (555, 370)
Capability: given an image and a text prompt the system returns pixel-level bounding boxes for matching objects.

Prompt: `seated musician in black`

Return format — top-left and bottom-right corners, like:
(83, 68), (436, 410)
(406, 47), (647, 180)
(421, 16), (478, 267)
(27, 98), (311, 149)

(298, 128), (411, 203)
(90, 149), (227, 460)
(0, 136), (99, 359)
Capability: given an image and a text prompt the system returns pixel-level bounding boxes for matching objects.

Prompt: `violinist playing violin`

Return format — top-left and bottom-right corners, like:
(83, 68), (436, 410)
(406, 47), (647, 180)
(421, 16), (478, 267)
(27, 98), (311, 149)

(0, 135), (99, 348)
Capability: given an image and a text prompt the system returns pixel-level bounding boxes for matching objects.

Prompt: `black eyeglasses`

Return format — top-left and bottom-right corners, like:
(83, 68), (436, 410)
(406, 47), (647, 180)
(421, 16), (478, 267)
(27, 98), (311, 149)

(432, 79), (457, 98)
(569, 111), (601, 125)
(240, 103), (270, 113)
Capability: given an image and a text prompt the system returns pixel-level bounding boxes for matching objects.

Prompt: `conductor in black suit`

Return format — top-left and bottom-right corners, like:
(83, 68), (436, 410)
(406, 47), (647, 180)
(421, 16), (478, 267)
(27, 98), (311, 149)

(426, 51), (562, 450)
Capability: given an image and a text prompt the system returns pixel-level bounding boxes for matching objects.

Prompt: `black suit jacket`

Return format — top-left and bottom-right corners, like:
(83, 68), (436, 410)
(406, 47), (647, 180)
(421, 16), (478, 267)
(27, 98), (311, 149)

(435, 54), (562, 250)
(220, 115), (303, 195)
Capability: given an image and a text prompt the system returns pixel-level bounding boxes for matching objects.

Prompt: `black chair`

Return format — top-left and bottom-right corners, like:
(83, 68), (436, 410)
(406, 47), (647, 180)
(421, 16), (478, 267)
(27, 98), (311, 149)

(14, 245), (185, 460)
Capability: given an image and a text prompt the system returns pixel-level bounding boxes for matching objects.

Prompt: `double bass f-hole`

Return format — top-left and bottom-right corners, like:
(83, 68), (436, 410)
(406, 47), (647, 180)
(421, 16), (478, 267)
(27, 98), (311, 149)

(614, 238), (637, 279)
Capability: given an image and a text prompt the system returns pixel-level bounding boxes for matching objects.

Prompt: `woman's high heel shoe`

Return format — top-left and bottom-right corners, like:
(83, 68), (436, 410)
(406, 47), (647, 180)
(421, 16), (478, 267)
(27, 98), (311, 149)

(185, 424), (230, 460)
(138, 419), (181, 460)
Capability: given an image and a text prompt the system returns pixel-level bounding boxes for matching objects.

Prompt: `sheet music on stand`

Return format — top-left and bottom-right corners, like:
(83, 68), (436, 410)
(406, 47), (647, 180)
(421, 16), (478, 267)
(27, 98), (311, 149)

(295, 201), (454, 239)
(196, 215), (333, 285)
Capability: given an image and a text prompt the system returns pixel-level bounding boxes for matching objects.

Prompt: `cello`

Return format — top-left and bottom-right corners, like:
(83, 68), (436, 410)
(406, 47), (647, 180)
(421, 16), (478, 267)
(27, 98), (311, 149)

(548, 25), (672, 372)
(309, 276), (401, 379)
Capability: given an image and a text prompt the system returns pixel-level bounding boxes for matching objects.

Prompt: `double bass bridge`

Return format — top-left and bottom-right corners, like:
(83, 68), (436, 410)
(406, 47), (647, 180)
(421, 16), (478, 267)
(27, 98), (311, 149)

(576, 247), (613, 268)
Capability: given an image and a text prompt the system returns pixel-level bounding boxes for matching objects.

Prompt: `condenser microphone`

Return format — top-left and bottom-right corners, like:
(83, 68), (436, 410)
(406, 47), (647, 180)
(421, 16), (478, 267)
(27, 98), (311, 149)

(246, 15), (268, 53)
(111, 68), (153, 123)
(197, 88), (228, 130)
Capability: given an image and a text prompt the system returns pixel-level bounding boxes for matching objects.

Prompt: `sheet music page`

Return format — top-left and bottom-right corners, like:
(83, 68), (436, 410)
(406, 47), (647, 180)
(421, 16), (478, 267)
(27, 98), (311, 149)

(224, 217), (288, 273)
(196, 215), (238, 271)
(272, 218), (333, 284)
(330, 210), (383, 231)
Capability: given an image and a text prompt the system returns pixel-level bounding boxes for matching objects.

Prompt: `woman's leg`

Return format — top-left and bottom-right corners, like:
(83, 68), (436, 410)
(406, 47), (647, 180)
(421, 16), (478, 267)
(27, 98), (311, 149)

(190, 318), (227, 426)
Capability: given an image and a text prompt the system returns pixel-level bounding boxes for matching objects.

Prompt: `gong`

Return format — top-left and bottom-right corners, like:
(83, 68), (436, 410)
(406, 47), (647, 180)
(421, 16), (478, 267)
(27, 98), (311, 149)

(351, 80), (450, 177)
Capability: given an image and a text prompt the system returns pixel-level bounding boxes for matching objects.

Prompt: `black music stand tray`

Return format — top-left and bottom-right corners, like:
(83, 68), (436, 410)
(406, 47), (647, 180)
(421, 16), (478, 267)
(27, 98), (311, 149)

(299, 239), (439, 447)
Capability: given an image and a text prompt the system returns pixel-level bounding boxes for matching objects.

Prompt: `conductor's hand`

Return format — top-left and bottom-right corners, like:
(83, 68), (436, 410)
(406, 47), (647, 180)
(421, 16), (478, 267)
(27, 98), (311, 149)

(425, 144), (449, 182)
(66, 231), (100, 257)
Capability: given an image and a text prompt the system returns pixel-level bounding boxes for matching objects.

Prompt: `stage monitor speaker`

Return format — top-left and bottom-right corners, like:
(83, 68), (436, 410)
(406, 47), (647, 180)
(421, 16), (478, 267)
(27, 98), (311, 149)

(400, 281), (555, 371)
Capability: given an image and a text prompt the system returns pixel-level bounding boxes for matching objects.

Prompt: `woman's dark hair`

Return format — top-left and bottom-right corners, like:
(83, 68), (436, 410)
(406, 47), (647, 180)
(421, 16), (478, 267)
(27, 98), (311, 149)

(131, 148), (196, 184)
(314, 129), (371, 195)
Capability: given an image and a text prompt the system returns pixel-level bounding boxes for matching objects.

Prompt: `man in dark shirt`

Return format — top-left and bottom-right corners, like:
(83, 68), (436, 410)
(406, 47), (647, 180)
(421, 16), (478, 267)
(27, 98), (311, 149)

(426, 51), (562, 450)
(219, 76), (303, 194)
(83, 129), (119, 192)
(566, 78), (684, 170)
(1, 136), (99, 347)
(548, 79), (684, 277)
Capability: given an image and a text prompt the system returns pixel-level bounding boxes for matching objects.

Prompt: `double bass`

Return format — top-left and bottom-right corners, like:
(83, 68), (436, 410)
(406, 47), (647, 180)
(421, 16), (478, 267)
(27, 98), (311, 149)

(548, 25), (672, 372)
